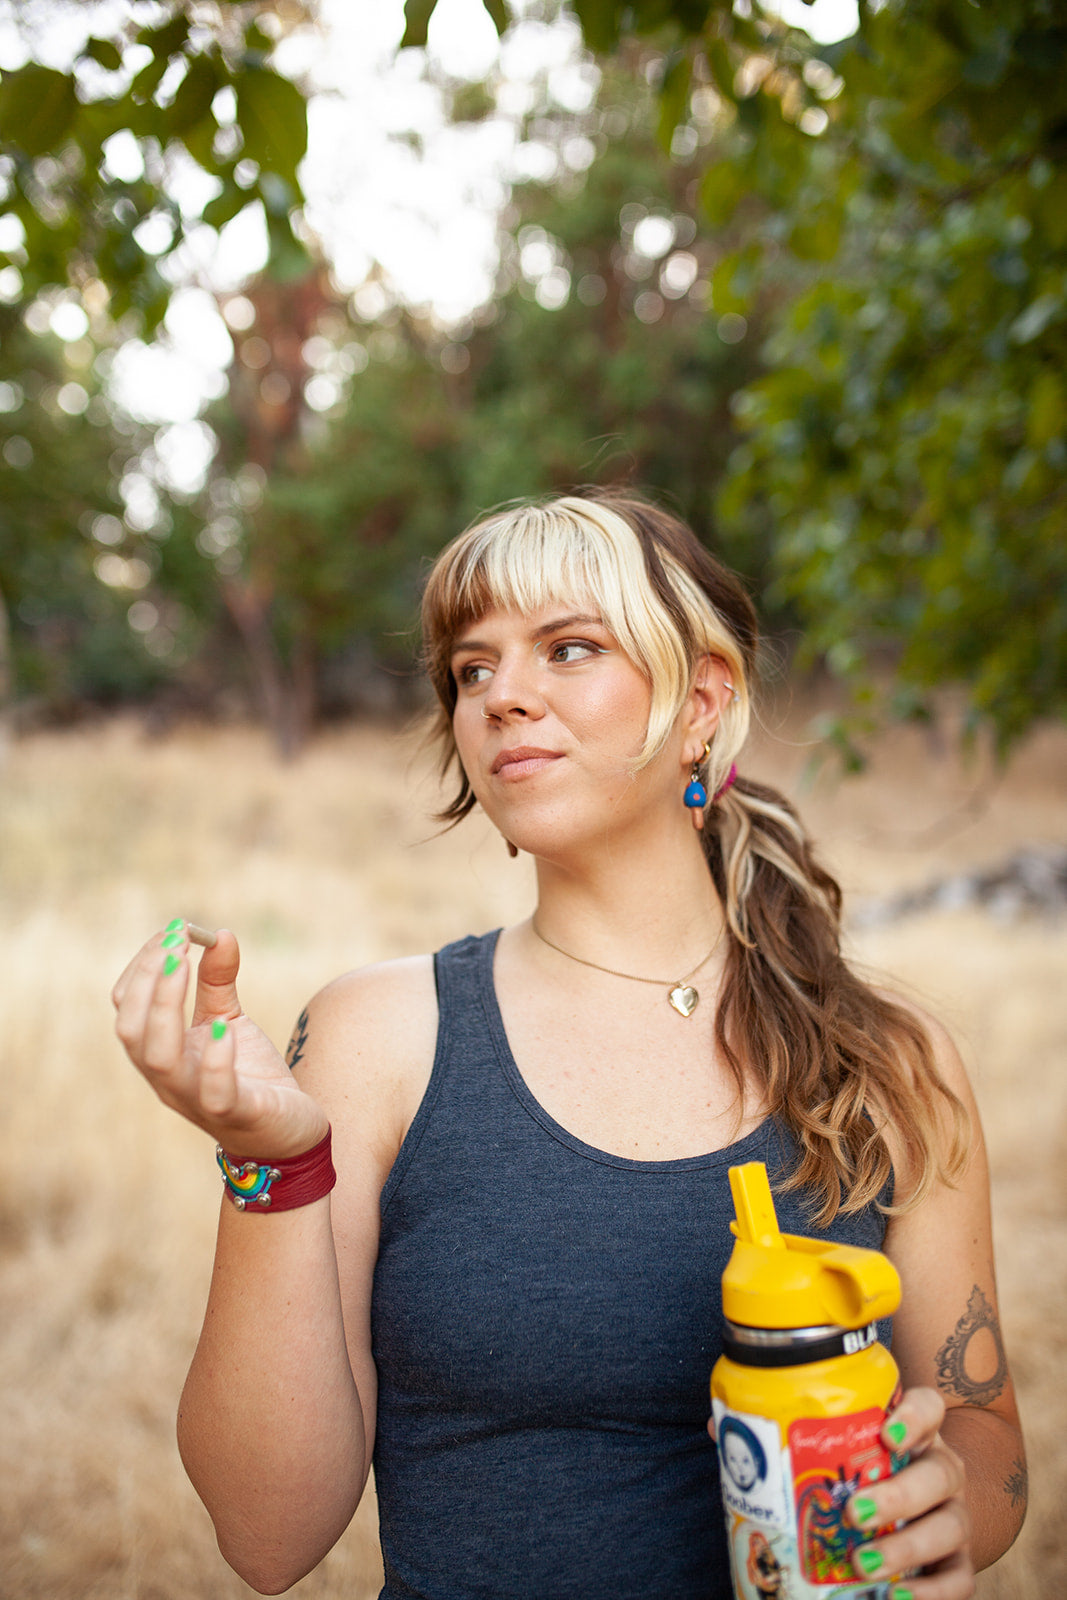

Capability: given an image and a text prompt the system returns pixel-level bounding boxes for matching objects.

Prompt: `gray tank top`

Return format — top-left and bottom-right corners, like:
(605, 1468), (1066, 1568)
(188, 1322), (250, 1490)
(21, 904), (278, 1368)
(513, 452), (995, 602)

(371, 931), (891, 1599)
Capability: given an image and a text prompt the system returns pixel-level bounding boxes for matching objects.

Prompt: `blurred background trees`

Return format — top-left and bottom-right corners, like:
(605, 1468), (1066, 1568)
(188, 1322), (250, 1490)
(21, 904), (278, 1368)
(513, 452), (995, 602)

(1, 0), (1063, 759)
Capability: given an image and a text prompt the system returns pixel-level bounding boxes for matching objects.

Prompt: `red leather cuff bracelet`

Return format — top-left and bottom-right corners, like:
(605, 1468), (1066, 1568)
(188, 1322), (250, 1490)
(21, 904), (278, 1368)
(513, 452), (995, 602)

(216, 1128), (336, 1212)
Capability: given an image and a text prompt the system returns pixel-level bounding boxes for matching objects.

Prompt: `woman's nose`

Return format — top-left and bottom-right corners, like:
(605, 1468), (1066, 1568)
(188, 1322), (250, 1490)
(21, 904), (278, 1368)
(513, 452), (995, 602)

(482, 654), (546, 721)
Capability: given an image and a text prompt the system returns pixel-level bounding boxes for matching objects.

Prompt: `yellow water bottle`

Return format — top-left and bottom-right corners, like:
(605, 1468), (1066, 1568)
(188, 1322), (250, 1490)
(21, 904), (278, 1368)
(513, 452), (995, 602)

(710, 1162), (906, 1599)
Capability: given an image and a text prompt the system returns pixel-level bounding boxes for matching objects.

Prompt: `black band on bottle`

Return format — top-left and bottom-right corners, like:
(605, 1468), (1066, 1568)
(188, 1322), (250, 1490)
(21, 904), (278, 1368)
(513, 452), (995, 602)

(722, 1320), (880, 1368)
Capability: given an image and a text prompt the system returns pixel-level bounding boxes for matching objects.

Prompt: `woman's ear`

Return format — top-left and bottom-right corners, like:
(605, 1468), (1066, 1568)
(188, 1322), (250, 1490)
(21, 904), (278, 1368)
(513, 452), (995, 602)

(683, 654), (735, 760)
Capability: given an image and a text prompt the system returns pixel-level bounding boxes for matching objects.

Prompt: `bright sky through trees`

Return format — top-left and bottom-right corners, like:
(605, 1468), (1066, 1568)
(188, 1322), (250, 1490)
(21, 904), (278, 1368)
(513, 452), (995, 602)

(0, 0), (857, 479)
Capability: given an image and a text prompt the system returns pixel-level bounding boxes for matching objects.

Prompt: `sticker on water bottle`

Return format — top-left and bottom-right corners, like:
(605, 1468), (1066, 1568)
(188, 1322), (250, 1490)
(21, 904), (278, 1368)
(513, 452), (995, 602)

(790, 1408), (901, 1584)
(714, 1406), (791, 1529)
(714, 1401), (901, 1599)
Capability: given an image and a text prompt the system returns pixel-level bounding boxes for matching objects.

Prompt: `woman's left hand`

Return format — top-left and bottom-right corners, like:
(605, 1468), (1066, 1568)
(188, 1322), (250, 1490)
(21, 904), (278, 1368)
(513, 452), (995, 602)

(847, 1386), (974, 1597)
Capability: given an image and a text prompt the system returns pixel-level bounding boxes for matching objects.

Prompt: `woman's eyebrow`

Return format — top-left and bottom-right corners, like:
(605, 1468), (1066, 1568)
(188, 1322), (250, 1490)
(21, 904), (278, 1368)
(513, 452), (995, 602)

(451, 613), (606, 656)
(533, 613), (605, 637)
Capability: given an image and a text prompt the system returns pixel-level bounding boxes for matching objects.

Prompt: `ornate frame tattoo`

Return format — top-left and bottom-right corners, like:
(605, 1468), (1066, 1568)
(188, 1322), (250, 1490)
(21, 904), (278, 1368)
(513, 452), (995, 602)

(934, 1284), (1008, 1407)
(285, 1006), (310, 1071)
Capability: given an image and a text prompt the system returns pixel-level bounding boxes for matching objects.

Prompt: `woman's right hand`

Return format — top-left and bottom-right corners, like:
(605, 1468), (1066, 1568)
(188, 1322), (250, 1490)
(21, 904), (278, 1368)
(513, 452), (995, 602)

(112, 923), (329, 1161)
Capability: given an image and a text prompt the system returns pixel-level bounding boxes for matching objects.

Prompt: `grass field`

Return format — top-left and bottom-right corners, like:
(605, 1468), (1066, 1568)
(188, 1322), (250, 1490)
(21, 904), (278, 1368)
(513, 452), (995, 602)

(1, 705), (1063, 1598)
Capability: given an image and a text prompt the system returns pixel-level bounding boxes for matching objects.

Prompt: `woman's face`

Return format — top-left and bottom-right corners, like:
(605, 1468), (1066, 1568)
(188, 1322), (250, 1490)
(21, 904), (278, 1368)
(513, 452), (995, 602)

(449, 600), (685, 860)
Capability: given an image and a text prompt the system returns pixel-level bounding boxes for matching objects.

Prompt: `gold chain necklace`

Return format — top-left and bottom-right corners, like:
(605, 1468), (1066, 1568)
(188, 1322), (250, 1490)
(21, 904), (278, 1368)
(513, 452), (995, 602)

(530, 921), (724, 1018)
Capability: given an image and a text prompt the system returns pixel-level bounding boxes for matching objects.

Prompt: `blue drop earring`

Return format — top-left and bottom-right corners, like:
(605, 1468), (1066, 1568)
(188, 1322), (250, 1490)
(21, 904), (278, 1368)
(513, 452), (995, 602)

(684, 742), (712, 810)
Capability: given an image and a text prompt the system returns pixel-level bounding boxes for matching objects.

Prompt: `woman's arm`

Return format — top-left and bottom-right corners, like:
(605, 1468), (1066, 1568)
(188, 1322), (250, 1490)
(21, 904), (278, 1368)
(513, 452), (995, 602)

(845, 1010), (1026, 1593)
(113, 927), (436, 1594)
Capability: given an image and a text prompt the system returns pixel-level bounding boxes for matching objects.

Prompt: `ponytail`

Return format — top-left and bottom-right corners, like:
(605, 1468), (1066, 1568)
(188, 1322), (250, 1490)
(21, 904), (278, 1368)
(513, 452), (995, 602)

(703, 777), (970, 1224)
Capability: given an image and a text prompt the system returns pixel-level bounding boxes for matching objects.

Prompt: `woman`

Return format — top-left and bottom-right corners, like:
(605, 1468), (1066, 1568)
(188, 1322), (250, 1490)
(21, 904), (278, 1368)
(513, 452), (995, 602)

(112, 492), (1025, 1598)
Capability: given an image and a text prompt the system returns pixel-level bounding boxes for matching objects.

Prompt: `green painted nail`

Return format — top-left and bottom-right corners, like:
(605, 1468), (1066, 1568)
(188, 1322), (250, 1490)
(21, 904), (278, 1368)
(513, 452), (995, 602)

(887, 1421), (908, 1447)
(163, 953), (181, 976)
(162, 931), (184, 949)
(892, 1589), (915, 1600)
(211, 1019), (227, 1041)
(165, 918), (184, 933)
(854, 1495), (878, 1524)
(855, 1547), (884, 1577)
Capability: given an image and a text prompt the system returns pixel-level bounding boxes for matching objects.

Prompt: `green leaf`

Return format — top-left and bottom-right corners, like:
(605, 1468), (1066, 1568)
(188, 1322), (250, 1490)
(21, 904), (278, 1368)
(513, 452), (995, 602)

(181, 109), (220, 171)
(135, 13), (191, 61)
(130, 51), (172, 106)
(1027, 372), (1066, 449)
(481, 0), (510, 35)
(400, 0), (440, 49)
(657, 51), (692, 152)
(571, 0), (622, 55)
(82, 37), (124, 73)
(788, 208), (842, 262)
(699, 158), (749, 227)
(167, 54), (220, 136)
(711, 248), (756, 315)
(202, 184), (255, 232)
(234, 66), (307, 187)
(0, 66), (79, 157)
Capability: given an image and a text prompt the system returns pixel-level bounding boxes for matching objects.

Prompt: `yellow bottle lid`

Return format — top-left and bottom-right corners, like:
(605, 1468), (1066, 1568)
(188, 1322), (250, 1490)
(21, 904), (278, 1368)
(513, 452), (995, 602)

(722, 1162), (901, 1330)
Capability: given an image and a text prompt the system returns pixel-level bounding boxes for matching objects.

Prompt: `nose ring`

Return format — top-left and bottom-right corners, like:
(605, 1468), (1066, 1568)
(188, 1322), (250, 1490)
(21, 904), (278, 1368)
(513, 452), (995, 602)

(481, 707), (493, 720)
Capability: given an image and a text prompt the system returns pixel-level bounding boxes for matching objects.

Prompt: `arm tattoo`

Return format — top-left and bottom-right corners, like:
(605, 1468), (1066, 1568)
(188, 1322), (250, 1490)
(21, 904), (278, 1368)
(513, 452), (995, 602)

(1005, 1457), (1028, 1509)
(285, 1007), (310, 1071)
(934, 1284), (1009, 1406)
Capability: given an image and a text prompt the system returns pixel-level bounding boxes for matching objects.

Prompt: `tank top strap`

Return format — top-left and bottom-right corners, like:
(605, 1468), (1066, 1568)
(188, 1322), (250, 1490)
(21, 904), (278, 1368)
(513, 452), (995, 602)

(379, 930), (501, 1214)
(433, 928), (501, 1044)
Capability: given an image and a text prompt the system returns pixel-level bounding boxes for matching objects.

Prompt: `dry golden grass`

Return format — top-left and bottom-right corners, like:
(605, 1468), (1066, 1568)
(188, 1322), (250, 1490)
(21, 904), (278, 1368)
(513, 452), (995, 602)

(1, 706), (1062, 1598)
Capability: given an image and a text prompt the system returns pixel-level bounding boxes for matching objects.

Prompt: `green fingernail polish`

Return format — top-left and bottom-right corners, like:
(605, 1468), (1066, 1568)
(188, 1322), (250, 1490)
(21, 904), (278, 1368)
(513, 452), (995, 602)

(855, 1547), (884, 1576)
(211, 1019), (227, 1041)
(892, 1589), (915, 1600)
(854, 1495), (878, 1524)
(165, 918), (184, 933)
(163, 953), (181, 975)
(887, 1421), (907, 1447)
(162, 931), (184, 949)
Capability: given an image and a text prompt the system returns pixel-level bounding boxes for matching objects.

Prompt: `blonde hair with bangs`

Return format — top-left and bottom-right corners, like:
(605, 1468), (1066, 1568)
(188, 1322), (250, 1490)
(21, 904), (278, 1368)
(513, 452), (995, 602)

(421, 495), (750, 809)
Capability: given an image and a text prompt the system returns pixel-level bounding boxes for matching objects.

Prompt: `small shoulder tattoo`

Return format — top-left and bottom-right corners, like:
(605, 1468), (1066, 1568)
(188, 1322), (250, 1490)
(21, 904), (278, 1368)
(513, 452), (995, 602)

(285, 1007), (310, 1071)
(934, 1284), (1009, 1407)
(1005, 1457), (1028, 1509)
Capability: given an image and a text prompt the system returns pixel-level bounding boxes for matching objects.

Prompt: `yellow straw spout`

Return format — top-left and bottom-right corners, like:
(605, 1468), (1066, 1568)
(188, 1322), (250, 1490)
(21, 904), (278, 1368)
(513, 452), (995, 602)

(728, 1162), (785, 1249)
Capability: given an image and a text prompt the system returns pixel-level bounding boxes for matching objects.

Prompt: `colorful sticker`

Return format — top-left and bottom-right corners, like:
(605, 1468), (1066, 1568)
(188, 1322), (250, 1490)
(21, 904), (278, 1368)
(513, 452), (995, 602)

(790, 1405), (902, 1584)
(714, 1400), (903, 1600)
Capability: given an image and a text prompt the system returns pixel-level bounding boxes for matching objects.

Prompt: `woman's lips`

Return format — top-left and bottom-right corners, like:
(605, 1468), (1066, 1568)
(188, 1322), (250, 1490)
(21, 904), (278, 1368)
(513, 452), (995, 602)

(491, 747), (563, 779)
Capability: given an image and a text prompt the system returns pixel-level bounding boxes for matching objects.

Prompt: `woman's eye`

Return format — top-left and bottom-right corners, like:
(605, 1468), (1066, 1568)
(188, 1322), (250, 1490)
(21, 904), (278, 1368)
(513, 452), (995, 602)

(548, 640), (602, 664)
(456, 662), (491, 685)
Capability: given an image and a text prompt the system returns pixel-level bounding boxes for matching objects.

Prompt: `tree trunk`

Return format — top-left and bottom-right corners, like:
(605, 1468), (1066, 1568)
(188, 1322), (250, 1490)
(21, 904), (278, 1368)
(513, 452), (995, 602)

(223, 579), (294, 758)
(221, 578), (315, 759)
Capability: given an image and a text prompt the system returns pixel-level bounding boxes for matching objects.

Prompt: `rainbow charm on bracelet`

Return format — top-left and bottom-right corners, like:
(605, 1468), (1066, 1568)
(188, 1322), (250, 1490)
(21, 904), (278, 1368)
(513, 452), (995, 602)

(216, 1147), (282, 1209)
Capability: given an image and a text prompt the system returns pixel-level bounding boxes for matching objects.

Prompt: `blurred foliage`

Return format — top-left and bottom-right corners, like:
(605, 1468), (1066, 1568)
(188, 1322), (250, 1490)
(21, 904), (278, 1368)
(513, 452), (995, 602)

(0, 304), (191, 712)
(2, 0), (1064, 762)
(0, 0), (310, 329)
(0, 0), (311, 726)
(191, 57), (769, 750)
(544, 0), (1067, 755)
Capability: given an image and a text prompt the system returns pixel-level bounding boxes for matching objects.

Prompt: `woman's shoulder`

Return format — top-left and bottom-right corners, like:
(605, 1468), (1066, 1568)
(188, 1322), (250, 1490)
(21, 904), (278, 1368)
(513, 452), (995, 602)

(304, 952), (439, 1061)
(286, 954), (440, 1155)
